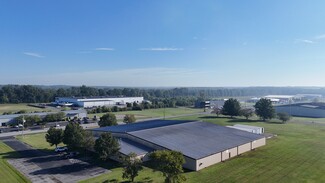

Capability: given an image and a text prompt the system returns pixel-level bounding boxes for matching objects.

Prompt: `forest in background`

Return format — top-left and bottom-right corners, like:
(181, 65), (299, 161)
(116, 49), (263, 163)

(0, 85), (324, 104)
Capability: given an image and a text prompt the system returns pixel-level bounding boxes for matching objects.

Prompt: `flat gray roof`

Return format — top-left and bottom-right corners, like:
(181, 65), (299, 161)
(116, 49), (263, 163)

(92, 120), (194, 133)
(118, 138), (153, 156)
(128, 121), (264, 160)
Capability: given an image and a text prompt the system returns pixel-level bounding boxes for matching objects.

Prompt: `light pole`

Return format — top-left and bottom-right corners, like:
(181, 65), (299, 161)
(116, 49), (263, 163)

(22, 116), (26, 139)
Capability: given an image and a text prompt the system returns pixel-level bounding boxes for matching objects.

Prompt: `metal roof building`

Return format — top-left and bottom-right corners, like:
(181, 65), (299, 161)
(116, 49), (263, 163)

(55, 96), (144, 108)
(0, 110), (87, 126)
(91, 120), (266, 171)
(275, 102), (325, 118)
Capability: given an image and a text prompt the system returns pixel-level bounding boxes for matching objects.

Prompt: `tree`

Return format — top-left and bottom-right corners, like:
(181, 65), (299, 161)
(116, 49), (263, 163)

(123, 114), (136, 124)
(150, 150), (186, 183)
(45, 127), (63, 148)
(221, 98), (241, 118)
(241, 108), (254, 120)
(277, 112), (291, 123)
(212, 107), (222, 117)
(122, 152), (143, 182)
(94, 132), (120, 161)
(254, 98), (275, 121)
(98, 113), (117, 127)
(81, 131), (95, 152)
(63, 122), (85, 150)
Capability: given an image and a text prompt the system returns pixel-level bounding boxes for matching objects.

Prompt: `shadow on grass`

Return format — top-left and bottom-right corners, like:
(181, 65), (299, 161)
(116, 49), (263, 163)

(103, 178), (154, 183)
(199, 116), (227, 119)
(228, 119), (260, 123)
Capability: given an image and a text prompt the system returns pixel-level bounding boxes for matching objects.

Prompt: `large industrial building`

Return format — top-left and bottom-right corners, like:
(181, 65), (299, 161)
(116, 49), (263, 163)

(275, 103), (325, 118)
(91, 120), (266, 171)
(0, 110), (87, 126)
(54, 96), (144, 108)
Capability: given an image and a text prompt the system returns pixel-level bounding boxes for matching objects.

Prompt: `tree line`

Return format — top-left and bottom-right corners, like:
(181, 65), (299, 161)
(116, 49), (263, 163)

(1, 84), (325, 104)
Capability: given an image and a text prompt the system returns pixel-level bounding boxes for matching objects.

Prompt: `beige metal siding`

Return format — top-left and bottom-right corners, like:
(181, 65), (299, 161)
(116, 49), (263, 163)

(229, 147), (238, 158)
(221, 147), (238, 161)
(252, 138), (266, 149)
(238, 143), (251, 154)
(196, 152), (221, 171)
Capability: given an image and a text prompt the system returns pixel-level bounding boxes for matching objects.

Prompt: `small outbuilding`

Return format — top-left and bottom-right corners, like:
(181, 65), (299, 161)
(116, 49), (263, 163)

(227, 124), (264, 134)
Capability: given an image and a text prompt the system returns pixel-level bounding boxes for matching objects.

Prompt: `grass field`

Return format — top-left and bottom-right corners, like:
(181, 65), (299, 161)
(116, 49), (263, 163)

(15, 133), (64, 152)
(0, 104), (51, 114)
(16, 115), (325, 183)
(87, 107), (203, 119)
(0, 141), (30, 183)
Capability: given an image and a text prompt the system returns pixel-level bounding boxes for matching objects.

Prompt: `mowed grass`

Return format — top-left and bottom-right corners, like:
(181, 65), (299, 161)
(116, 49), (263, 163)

(17, 115), (325, 183)
(0, 103), (49, 114)
(0, 141), (30, 183)
(80, 166), (165, 183)
(16, 133), (64, 152)
(87, 107), (203, 119)
(174, 115), (325, 183)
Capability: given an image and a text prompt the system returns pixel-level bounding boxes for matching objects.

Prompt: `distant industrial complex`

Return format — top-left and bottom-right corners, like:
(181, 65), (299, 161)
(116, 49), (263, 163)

(54, 96), (144, 108)
(275, 103), (325, 118)
(91, 120), (266, 171)
(0, 110), (87, 126)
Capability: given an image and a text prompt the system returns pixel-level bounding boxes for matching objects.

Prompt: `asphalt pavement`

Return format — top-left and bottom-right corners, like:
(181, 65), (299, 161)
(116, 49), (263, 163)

(1, 137), (108, 183)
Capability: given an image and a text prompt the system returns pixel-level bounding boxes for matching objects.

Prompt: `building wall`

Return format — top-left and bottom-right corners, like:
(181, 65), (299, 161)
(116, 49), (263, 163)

(82, 101), (115, 108)
(221, 147), (238, 161)
(0, 118), (12, 126)
(56, 97), (144, 107)
(196, 153), (221, 171)
(252, 138), (266, 149)
(238, 143), (251, 155)
(183, 156), (197, 171)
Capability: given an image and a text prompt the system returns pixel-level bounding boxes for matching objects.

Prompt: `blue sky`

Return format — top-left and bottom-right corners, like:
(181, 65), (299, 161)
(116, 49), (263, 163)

(1, 0), (325, 87)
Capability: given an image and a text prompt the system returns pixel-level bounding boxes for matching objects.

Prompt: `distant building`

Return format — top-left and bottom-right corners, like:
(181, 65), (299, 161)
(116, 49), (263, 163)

(54, 96), (144, 108)
(0, 110), (87, 126)
(264, 95), (296, 104)
(275, 102), (325, 118)
(91, 120), (266, 171)
(227, 124), (264, 134)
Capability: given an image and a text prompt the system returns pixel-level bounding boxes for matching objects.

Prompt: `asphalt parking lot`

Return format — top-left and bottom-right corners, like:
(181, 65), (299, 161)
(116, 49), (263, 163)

(1, 137), (109, 183)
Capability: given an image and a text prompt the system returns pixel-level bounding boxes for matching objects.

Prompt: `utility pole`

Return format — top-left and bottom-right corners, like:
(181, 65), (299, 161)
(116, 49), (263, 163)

(163, 104), (166, 120)
(22, 116), (26, 139)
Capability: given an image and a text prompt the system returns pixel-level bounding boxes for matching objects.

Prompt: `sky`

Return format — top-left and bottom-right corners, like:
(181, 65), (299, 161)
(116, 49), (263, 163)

(1, 0), (325, 87)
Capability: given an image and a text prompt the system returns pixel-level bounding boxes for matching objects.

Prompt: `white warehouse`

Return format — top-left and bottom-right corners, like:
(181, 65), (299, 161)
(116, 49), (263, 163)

(55, 96), (144, 108)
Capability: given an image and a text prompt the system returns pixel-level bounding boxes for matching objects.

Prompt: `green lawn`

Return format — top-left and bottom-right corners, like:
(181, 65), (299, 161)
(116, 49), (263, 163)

(0, 141), (30, 183)
(16, 115), (325, 183)
(0, 103), (51, 114)
(16, 133), (64, 152)
(80, 166), (165, 183)
(87, 107), (203, 119)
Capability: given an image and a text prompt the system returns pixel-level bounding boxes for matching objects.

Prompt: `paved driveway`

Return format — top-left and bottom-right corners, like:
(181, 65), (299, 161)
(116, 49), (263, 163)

(1, 137), (109, 183)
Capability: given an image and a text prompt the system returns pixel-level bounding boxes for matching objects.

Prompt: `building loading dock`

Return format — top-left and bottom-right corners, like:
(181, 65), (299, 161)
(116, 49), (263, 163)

(91, 120), (266, 171)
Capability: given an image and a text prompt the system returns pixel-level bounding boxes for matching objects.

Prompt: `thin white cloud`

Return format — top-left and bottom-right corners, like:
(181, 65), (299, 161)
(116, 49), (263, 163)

(94, 48), (115, 51)
(315, 34), (325, 40)
(295, 39), (315, 44)
(23, 52), (44, 58)
(139, 47), (184, 51)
